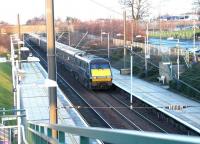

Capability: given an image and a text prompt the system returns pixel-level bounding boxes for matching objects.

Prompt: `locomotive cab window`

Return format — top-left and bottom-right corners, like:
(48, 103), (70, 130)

(91, 63), (110, 69)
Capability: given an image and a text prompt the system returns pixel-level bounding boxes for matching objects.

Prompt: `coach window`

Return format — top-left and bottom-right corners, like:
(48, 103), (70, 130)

(75, 58), (78, 64)
(72, 57), (75, 63)
(82, 61), (85, 68)
(86, 63), (89, 74)
(79, 60), (81, 66)
(64, 55), (68, 61)
(80, 61), (83, 68)
(86, 63), (89, 72)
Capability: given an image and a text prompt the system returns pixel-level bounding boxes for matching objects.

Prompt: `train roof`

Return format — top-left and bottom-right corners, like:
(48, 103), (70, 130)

(29, 33), (109, 63)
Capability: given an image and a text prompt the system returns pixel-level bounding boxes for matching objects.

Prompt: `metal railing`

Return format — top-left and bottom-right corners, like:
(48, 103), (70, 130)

(27, 122), (200, 144)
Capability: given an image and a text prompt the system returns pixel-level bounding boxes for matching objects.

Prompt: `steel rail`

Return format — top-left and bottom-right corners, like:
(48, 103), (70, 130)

(25, 40), (112, 129)
(109, 93), (168, 133)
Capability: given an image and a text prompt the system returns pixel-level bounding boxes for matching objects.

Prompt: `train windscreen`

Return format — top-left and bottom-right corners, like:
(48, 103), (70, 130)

(91, 63), (110, 69)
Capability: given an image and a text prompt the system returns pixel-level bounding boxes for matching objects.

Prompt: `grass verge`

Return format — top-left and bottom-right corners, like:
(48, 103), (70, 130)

(0, 62), (13, 109)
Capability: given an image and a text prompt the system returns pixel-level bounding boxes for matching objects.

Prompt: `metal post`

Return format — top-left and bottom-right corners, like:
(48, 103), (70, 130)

(145, 22), (149, 77)
(68, 32), (71, 46)
(123, 10), (127, 68)
(131, 19), (134, 43)
(169, 47), (171, 56)
(130, 45), (133, 109)
(9, 128), (11, 143)
(108, 33), (110, 59)
(159, 1), (161, 56)
(58, 131), (65, 143)
(4, 126), (5, 143)
(146, 22), (149, 55)
(17, 14), (21, 40)
(11, 37), (17, 109)
(18, 42), (21, 69)
(16, 61), (21, 144)
(46, 0), (57, 138)
(39, 36), (41, 47)
(177, 39), (180, 80)
(193, 20), (197, 62)
(144, 37), (147, 77)
(170, 62), (173, 78)
(100, 29), (102, 44)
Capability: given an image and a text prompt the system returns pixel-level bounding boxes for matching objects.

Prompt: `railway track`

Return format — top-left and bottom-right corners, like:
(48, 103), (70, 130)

(25, 38), (191, 135)
(25, 40), (111, 128)
(91, 91), (167, 132)
(26, 40), (141, 129)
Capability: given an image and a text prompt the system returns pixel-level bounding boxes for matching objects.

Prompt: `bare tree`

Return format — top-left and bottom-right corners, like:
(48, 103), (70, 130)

(119, 0), (150, 20)
(26, 16), (45, 25)
(0, 21), (9, 26)
(119, 0), (150, 40)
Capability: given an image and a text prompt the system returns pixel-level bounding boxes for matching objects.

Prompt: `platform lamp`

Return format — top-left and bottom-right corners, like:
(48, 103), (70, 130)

(167, 37), (180, 80)
(136, 35), (150, 77)
(101, 32), (110, 59)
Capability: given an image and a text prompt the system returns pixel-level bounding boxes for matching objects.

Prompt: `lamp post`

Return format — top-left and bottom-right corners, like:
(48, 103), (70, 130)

(17, 40), (24, 69)
(130, 44), (133, 109)
(101, 32), (110, 59)
(193, 9), (198, 62)
(177, 39), (180, 80)
(136, 35), (149, 77)
(123, 10), (127, 68)
(100, 29), (102, 44)
(68, 32), (71, 46)
(167, 37), (180, 79)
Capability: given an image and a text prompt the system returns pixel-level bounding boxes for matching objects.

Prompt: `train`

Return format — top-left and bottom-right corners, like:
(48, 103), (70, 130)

(27, 33), (112, 89)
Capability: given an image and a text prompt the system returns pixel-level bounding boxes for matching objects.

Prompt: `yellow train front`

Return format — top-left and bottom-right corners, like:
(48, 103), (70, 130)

(89, 59), (112, 89)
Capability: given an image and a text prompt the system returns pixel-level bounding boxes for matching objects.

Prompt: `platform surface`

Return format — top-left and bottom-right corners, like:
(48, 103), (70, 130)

(112, 68), (200, 134)
(20, 62), (88, 143)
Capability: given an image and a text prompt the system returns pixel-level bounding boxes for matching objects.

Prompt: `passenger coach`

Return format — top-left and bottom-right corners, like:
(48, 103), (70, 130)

(28, 33), (112, 89)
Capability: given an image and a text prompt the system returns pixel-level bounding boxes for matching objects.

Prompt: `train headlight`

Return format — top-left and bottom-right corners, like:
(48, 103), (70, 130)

(93, 76), (97, 79)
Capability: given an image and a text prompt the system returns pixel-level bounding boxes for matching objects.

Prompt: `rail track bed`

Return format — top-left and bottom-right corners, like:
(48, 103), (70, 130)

(26, 39), (199, 135)
(26, 41), (110, 128)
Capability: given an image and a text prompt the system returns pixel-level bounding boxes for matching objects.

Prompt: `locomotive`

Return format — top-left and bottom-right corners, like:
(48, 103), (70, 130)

(27, 33), (112, 89)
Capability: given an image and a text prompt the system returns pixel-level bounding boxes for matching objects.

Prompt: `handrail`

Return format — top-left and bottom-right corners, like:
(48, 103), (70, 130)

(21, 125), (29, 144)
(27, 122), (200, 144)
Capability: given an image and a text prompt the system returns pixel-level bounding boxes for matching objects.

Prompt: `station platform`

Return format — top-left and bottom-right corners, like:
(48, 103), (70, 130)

(20, 62), (88, 143)
(112, 68), (200, 134)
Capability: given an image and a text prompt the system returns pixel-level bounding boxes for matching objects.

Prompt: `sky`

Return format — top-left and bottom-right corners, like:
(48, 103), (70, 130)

(0, 0), (194, 24)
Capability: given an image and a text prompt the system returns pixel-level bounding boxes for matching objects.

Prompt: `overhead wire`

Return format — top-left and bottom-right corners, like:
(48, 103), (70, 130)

(56, 105), (200, 111)
(87, 0), (122, 16)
